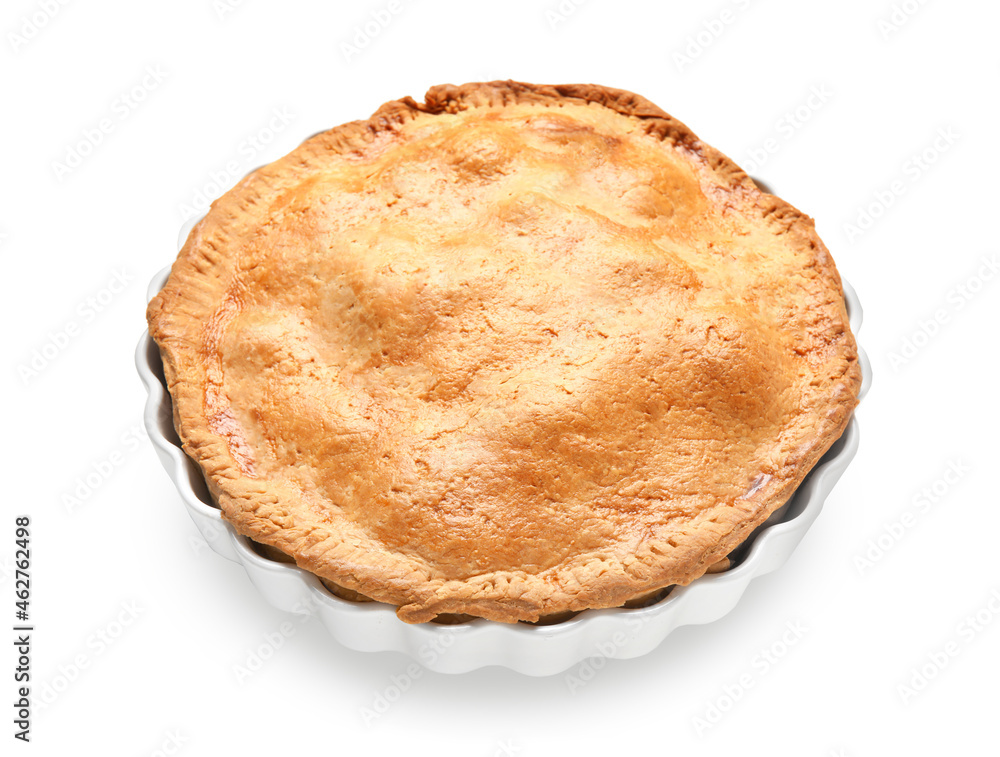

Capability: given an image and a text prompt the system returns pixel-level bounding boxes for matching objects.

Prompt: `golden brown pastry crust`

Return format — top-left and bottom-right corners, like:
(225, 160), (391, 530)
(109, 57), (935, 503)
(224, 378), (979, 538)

(147, 81), (860, 623)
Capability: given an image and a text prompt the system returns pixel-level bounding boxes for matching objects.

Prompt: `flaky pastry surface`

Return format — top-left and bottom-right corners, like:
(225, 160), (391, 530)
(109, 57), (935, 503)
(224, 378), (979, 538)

(147, 81), (860, 623)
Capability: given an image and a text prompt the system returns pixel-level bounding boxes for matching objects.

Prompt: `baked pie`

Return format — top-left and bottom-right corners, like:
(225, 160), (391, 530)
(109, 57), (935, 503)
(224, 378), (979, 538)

(147, 81), (861, 624)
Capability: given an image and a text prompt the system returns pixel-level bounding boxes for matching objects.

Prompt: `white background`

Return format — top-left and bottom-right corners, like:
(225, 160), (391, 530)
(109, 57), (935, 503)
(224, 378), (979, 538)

(3, 0), (998, 754)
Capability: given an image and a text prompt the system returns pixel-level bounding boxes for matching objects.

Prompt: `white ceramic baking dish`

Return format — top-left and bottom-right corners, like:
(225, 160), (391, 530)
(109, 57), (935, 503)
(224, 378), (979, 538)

(137, 221), (871, 676)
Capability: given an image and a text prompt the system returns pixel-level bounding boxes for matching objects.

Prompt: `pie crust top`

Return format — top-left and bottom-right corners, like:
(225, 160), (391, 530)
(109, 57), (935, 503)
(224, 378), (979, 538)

(147, 81), (861, 623)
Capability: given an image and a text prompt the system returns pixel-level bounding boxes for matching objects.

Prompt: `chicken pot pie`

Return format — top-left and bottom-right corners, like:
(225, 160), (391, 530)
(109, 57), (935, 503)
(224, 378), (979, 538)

(147, 81), (861, 623)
